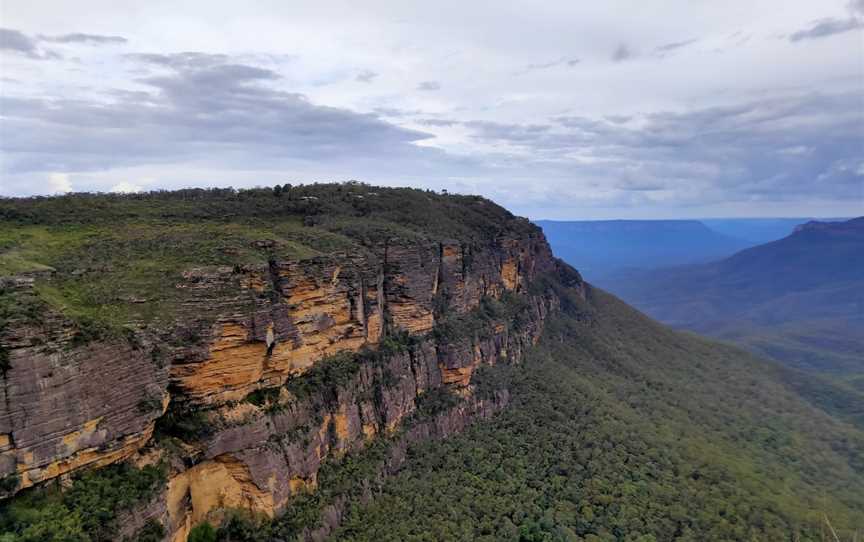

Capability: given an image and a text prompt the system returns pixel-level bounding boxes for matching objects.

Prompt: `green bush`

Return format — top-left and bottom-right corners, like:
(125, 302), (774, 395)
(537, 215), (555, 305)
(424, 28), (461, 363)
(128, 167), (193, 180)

(188, 522), (217, 542)
(284, 351), (360, 402)
(154, 407), (212, 441)
(413, 387), (460, 419)
(243, 387), (281, 408)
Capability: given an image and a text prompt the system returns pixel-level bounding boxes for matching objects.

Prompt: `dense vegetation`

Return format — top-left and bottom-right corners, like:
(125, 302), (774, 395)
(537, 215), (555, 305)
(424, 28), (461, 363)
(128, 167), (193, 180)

(327, 286), (864, 541)
(0, 463), (165, 542)
(0, 183), (533, 243)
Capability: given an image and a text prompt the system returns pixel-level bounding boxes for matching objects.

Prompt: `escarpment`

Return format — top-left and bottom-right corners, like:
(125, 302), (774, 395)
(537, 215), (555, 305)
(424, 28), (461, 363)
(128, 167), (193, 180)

(0, 186), (584, 541)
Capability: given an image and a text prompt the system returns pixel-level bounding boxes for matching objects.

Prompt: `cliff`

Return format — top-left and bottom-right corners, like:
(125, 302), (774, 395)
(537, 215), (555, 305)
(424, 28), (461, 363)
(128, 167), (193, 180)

(0, 185), (581, 541)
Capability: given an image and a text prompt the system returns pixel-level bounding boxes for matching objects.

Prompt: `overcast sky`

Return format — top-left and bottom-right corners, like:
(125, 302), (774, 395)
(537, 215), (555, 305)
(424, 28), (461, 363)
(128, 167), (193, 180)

(1, 0), (862, 218)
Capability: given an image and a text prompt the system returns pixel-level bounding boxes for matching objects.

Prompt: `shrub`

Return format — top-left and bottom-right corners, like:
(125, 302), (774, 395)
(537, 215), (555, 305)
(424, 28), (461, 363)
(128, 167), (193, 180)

(413, 387), (460, 419)
(243, 387), (281, 408)
(188, 521), (217, 542)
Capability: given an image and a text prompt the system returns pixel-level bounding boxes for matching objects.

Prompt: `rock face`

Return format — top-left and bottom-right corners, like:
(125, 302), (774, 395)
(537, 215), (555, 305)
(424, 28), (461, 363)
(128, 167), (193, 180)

(0, 277), (170, 493)
(0, 226), (579, 541)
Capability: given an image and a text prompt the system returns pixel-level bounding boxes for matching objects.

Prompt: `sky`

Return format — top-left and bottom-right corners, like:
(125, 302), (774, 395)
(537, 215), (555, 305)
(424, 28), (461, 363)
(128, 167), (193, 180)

(0, 0), (862, 219)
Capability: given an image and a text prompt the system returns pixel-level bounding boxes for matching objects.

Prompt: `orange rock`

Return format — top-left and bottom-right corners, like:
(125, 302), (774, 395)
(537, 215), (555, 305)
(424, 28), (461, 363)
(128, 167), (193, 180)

(501, 259), (519, 290)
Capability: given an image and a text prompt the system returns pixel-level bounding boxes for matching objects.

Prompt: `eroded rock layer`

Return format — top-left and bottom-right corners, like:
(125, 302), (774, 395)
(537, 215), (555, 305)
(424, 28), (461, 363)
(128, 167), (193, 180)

(0, 277), (170, 492)
(0, 227), (578, 541)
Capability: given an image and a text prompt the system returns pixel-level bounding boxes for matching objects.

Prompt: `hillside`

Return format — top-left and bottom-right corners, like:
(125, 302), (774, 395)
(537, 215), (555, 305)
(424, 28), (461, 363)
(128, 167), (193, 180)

(332, 287), (864, 541)
(535, 219), (749, 280)
(702, 217), (850, 244)
(0, 186), (862, 541)
(603, 217), (864, 379)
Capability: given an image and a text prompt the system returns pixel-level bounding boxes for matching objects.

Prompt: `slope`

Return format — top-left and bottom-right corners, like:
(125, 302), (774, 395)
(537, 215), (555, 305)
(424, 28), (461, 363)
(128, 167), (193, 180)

(330, 285), (864, 541)
(603, 217), (864, 377)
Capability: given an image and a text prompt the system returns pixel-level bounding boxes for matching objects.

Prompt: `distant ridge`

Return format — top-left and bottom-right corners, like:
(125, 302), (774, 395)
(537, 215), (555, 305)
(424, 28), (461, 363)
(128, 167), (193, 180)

(536, 219), (750, 280)
(603, 216), (864, 377)
(702, 217), (854, 243)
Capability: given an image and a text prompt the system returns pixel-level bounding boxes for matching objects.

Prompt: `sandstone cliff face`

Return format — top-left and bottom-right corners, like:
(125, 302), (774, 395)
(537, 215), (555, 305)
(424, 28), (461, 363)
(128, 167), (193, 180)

(0, 226), (576, 541)
(169, 234), (553, 410)
(0, 276), (170, 493)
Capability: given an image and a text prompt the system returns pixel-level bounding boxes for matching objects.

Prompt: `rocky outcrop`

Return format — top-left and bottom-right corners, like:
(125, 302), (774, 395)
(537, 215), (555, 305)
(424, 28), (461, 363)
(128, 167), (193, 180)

(159, 279), (557, 540)
(0, 277), (170, 494)
(0, 225), (576, 541)
(169, 234), (553, 410)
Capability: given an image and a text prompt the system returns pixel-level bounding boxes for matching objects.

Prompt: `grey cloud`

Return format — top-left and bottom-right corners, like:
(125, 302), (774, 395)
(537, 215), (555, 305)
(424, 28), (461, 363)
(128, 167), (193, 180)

(1, 52), (436, 176)
(611, 44), (633, 62)
(356, 70), (378, 83)
(418, 119), (459, 127)
(465, 121), (556, 146)
(2, 27), (125, 60)
(464, 92), (863, 203)
(789, 17), (863, 41)
(0, 28), (38, 55)
(125, 52), (230, 69)
(725, 30), (752, 46)
(41, 32), (127, 44)
(417, 80), (441, 91)
(604, 115), (631, 124)
(371, 107), (424, 117)
(526, 60), (558, 70)
(521, 57), (580, 73)
(0, 27), (60, 59)
(654, 39), (697, 55)
(850, 0), (864, 15)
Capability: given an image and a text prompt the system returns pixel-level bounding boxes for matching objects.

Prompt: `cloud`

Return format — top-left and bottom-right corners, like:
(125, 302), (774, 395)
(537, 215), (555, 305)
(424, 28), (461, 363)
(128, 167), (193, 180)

(461, 92), (863, 204)
(110, 181), (143, 193)
(0, 28), (59, 59)
(789, 17), (863, 41)
(0, 52), (436, 179)
(125, 52), (230, 69)
(48, 173), (73, 193)
(520, 57), (580, 73)
(0, 28), (38, 56)
(604, 115), (631, 124)
(40, 32), (127, 45)
(417, 80), (441, 91)
(1, 27), (126, 59)
(418, 119), (459, 127)
(355, 70), (378, 83)
(654, 39), (698, 56)
(611, 44), (633, 62)
(0, 4), (860, 217)
(371, 107), (423, 117)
